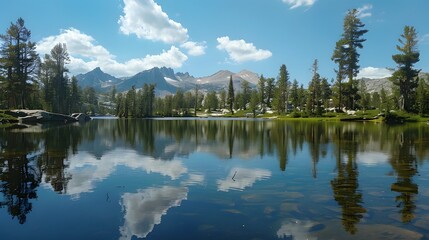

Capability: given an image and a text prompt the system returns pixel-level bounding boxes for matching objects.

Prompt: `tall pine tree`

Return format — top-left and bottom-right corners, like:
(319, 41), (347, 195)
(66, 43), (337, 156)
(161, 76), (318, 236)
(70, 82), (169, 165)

(332, 9), (368, 110)
(227, 75), (235, 114)
(389, 26), (420, 112)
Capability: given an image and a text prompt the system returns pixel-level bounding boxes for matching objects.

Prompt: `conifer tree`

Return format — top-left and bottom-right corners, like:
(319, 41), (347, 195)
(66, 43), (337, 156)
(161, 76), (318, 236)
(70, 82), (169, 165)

(390, 26), (420, 112)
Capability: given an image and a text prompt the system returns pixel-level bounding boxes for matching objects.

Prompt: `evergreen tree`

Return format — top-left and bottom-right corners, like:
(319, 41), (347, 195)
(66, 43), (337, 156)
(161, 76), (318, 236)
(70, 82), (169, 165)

(258, 75), (266, 110)
(227, 75), (235, 114)
(390, 26), (420, 112)
(194, 84), (199, 116)
(0, 18), (39, 109)
(83, 87), (98, 115)
(290, 79), (299, 111)
(380, 87), (391, 114)
(371, 91), (381, 111)
(249, 89), (259, 117)
(174, 88), (185, 114)
(69, 76), (81, 113)
(40, 43), (70, 113)
(275, 64), (289, 114)
(265, 77), (275, 108)
(307, 60), (322, 116)
(333, 9), (368, 110)
(203, 90), (218, 112)
(416, 77), (429, 115)
(358, 80), (370, 111)
(332, 39), (347, 111)
(241, 80), (251, 110)
(219, 89), (226, 109)
(298, 84), (306, 112)
(320, 78), (332, 109)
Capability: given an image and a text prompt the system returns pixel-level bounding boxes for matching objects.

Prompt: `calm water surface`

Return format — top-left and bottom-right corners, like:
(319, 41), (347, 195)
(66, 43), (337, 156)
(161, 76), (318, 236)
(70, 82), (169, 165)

(1, 118), (429, 239)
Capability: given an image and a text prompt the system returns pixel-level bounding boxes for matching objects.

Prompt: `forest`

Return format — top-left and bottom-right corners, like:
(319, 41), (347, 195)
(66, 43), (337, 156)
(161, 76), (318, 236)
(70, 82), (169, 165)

(1, 9), (428, 119)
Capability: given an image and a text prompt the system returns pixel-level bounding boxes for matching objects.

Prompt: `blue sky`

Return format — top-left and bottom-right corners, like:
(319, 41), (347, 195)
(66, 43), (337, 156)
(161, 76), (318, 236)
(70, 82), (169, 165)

(1, 0), (429, 85)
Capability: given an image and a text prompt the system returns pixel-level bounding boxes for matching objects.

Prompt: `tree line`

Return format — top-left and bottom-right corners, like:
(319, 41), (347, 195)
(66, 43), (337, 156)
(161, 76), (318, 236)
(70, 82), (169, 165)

(0, 18), (101, 115)
(1, 12), (429, 117)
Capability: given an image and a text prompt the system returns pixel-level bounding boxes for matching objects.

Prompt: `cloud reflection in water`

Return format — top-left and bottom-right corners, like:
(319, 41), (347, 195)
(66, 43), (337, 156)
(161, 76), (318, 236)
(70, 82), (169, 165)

(119, 186), (188, 240)
(217, 167), (271, 192)
(54, 149), (187, 197)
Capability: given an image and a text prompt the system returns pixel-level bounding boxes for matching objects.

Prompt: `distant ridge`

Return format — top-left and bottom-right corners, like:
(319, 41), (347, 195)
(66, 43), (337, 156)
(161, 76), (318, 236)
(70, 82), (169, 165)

(75, 67), (261, 95)
(75, 67), (421, 95)
(75, 67), (121, 91)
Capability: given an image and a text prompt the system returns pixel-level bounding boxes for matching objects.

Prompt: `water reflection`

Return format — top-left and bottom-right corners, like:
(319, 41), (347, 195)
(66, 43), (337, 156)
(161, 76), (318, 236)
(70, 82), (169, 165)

(64, 150), (187, 197)
(217, 167), (271, 192)
(389, 127), (419, 223)
(277, 219), (318, 239)
(0, 119), (428, 237)
(120, 186), (188, 240)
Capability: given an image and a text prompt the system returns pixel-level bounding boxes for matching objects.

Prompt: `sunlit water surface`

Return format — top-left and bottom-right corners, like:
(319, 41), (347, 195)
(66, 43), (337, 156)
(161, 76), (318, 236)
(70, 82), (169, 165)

(1, 118), (429, 240)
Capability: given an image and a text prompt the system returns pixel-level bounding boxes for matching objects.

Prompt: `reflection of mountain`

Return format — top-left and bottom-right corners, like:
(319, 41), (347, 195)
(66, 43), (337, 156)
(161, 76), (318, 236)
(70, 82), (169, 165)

(217, 167), (271, 192)
(119, 186), (188, 240)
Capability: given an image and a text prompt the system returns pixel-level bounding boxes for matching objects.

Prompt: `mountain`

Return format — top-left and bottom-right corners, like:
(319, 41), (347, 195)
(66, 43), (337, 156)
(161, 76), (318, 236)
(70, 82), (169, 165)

(75, 67), (121, 91)
(361, 77), (393, 93)
(116, 67), (179, 94)
(196, 69), (260, 92)
(75, 67), (261, 95)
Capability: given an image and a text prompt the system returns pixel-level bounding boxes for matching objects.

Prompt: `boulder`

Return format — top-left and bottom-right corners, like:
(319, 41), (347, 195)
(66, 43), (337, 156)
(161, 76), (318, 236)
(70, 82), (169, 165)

(10, 110), (78, 123)
(71, 113), (91, 122)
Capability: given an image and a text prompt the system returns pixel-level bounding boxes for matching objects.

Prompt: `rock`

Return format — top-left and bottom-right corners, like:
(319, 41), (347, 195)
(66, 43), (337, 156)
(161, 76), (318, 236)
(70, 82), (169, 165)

(71, 113), (91, 122)
(19, 115), (42, 123)
(10, 110), (78, 124)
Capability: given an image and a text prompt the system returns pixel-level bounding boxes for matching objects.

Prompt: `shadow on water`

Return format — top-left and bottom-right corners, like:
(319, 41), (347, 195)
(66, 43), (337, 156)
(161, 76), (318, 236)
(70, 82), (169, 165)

(0, 119), (428, 236)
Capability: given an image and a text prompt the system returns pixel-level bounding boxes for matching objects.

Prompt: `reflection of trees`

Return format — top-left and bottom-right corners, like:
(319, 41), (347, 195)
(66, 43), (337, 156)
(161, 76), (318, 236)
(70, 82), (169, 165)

(0, 155), (40, 224)
(389, 127), (418, 223)
(271, 122), (289, 171)
(1, 118), (429, 227)
(37, 124), (82, 193)
(0, 132), (41, 224)
(330, 126), (366, 234)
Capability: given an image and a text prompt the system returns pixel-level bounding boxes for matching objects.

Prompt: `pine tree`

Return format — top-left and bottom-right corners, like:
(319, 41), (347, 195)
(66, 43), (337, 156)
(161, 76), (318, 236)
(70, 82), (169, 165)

(241, 80), (251, 110)
(0, 18), (39, 109)
(275, 64), (289, 114)
(416, 77), (428, 115)
(390, 26), (420, 112)
(290, 79), (299, 111)
(265, 78), (275, 108)
(332, 9), (368, 110)
(258, 75), (266, 110)
(227, 75), (235, 114)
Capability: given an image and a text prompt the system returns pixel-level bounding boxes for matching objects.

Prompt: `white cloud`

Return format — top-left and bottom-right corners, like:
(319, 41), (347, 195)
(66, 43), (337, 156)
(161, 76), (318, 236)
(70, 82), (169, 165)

(120, 186), (188, 240)
(36, 28), (112, 60)
(180, 41), (206, 56)
(36, 28), (188, 77)
(118, 0), (188, 44)
(216, 36), (272, 63)
(357, 4), (373, 18)
(420, 33), (429, 44)
(357, 67), (393, 79)
(282, 0), (316, 9)
(217, 167), (271, 192)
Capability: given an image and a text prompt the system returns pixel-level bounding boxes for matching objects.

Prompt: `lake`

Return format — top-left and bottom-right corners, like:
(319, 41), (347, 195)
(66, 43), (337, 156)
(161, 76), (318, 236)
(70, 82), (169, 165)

(1, 118), (429, 239)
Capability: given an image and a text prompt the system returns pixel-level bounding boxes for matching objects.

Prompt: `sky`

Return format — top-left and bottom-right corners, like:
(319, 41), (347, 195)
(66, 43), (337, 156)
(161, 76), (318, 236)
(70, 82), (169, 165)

(1, 0), (429, 85)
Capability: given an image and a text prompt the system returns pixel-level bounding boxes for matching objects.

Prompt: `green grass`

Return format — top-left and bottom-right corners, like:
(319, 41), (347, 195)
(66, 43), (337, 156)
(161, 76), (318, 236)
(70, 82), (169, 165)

(0, 110), (19, 128)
